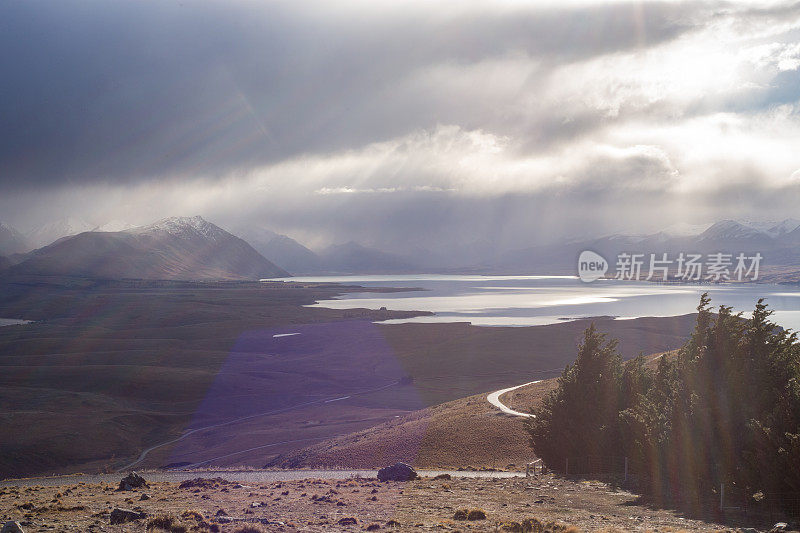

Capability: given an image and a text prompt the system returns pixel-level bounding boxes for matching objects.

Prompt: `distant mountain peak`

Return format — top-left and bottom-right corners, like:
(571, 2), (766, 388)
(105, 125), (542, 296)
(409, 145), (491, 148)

(95, 220), (136, 233)
(229, 225), (323, 275)
(330, 240), (367, 250)
(698, 219), (771, 241)
(767, 218), (800, 237)
(25, 217), (95, 249)
(659, 221), (713, 237)
(0, 221), (30, 255)
(0, 221), (20, 235)
(127, 216), (226, 241)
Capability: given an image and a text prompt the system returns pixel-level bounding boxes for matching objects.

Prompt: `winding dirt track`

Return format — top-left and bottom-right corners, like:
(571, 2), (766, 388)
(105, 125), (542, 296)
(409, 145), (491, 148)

(486, 380), (541, 417)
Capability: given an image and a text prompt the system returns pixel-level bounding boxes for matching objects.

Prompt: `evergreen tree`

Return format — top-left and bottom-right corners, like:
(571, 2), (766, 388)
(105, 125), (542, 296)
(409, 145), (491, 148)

(525, 323), (623, 468)
(526, 294), (800, 515)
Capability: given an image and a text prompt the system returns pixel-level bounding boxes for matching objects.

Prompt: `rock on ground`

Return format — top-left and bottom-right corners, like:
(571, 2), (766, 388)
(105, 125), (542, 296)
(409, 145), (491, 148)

(109, 508), (147, 524)
(1, 522), (24, 533)
(117, 471), (148, 491)
(377, 462), (418, 482)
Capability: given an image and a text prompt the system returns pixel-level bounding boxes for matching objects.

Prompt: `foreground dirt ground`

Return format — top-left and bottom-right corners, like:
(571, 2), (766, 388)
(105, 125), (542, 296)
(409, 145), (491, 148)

(0, 473), (744, 532)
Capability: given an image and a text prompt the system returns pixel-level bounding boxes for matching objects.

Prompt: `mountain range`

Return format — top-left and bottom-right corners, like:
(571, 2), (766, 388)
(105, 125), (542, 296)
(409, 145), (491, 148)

(230, 226), (325, 275)
(3, 216), (288, 281)
(233, 227), (419, 275)
(0, 218), (141, 255)
(2, 217), (799, 280)
(0, 217), (420, 278)
(489, 219), (800, 277)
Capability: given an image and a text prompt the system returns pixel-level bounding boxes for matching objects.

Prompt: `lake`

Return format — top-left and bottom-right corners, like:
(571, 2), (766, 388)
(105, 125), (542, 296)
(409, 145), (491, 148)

(0, 318), (30, 327)
(271, 275), (800, 331)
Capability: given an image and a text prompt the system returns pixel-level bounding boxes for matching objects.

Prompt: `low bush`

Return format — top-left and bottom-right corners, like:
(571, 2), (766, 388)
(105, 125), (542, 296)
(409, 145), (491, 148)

(467, 509), (486, 520)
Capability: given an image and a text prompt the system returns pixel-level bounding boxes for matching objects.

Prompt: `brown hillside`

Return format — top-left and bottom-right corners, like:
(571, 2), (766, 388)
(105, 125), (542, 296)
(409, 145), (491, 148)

(267, 379), (558, 470)
(268, 351), (677, 471)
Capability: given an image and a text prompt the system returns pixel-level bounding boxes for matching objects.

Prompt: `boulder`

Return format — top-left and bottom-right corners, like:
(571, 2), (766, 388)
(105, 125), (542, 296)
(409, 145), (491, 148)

(377, 462), (418, 482)
(109, 508), (146, 524)
(117, 471), (148, 491)
(1, 522), (24, 533)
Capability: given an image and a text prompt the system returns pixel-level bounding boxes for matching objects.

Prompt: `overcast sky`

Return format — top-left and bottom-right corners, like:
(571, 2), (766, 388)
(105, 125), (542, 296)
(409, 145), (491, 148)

(1, 0), (799, 252)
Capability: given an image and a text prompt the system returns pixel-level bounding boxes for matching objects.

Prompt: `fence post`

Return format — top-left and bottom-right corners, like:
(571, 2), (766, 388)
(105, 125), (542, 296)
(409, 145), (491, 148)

(624, 457), (628, 482)
(565, 458), (569, 476)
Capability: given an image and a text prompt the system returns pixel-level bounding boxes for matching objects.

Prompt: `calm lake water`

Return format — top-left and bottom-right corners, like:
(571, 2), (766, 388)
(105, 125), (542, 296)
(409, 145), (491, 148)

(272, 275), (800, 331)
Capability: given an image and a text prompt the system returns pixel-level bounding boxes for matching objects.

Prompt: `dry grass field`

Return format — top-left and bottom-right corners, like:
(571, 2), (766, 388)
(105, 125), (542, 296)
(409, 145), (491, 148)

(0, 277), (695, 479)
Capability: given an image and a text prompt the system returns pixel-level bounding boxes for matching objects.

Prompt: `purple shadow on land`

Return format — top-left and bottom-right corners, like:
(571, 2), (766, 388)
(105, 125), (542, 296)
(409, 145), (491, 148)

(164, 321), (427, 468)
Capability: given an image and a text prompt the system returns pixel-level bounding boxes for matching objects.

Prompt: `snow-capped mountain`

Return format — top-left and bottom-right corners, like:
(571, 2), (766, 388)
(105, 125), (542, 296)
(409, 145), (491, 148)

(25, 217), (96, 249)
(9, 216), (289, 280)
(491, 217), (800, 275)
(95, 220), (136, 233)
(696, 219), (772, 245)
(766, 218), (800, 237)
(660, 221), (714, 237)
(0, 222), (29, 255)
(722, 218), (800, 237)
(126, 216), (228, 242)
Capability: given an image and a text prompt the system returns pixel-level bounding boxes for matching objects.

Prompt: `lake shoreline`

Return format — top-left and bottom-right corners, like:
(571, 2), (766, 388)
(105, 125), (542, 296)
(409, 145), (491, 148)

(274, 274), (800, 330)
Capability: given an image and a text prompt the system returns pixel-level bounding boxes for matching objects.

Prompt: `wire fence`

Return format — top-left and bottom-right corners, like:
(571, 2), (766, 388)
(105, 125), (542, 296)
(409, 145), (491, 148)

(722, 485), (800, 522)
(556, 454), (800, 521)
(563, 455), (629, 478)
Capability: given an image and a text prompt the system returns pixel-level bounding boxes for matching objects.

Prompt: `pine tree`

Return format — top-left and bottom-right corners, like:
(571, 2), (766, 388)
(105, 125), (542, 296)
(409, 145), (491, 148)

(525, 323), (623, 469)
(527, 294), (800, 515)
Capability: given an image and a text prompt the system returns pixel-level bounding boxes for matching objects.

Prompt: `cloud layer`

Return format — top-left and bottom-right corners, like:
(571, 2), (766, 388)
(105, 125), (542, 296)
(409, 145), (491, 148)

(1, 0), (799, 251)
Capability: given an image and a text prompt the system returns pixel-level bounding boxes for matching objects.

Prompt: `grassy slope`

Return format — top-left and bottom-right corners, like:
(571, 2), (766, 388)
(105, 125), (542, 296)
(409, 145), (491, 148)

(267, 352), (677, 470)
(267, 379), (558, 470)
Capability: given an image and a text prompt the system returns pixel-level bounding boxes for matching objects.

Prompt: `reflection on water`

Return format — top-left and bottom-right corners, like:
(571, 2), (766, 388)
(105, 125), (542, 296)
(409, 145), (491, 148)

(268, 275), (800, 330)
(0, 318), (30, 327)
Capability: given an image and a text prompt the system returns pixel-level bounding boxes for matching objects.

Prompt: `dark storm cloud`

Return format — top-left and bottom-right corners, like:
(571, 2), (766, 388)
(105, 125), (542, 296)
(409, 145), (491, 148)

(0, 0), (695, 189)
(1, 0), (798, 251)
